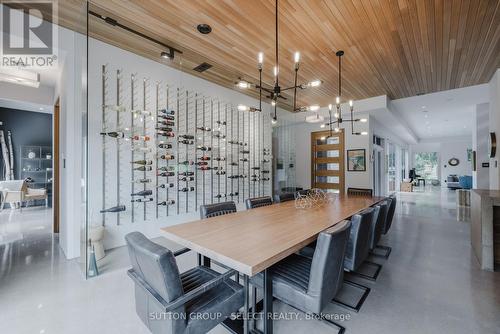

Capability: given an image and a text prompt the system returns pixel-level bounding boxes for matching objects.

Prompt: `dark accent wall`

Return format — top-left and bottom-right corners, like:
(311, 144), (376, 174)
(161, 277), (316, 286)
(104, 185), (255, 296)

(0, 107), (52, 180)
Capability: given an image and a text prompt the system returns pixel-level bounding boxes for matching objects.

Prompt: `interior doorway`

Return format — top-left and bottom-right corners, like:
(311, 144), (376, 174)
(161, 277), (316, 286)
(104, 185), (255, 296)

(310, 130), (345, 194)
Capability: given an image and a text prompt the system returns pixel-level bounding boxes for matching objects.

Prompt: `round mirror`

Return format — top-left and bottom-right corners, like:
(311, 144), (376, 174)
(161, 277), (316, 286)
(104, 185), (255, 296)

(448, 158), (459, 166)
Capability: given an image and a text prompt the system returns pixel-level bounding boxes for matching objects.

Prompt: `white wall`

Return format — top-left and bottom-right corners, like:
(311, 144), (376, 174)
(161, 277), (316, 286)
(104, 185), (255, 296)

(472, 103), (490, 189)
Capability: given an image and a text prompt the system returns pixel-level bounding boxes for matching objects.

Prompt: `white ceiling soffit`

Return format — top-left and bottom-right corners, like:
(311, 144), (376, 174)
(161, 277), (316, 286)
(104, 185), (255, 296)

(390, 84), (489, 141)
(0, 98), (53, 114)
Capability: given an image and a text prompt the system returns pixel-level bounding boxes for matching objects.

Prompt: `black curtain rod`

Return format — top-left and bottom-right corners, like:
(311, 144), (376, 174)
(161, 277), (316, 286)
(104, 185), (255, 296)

(88, 10), (183, 57)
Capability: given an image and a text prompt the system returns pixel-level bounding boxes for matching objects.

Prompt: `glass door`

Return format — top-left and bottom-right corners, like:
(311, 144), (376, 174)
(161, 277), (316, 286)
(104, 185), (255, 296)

(311, 130), (345, 194)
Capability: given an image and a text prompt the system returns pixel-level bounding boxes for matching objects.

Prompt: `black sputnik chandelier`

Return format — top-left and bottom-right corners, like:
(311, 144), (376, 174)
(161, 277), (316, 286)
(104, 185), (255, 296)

(236, 0), (322, 124)
(322, 50), (367, 136)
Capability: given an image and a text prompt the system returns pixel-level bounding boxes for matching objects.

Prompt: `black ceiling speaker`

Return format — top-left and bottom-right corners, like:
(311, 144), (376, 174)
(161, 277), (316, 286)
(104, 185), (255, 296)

(197, 24), (212, 34)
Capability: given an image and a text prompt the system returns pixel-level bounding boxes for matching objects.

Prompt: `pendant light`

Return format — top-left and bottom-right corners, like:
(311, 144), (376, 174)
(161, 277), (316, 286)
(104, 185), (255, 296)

(236, 0), (322, 125)
(325, 51), (367, 136)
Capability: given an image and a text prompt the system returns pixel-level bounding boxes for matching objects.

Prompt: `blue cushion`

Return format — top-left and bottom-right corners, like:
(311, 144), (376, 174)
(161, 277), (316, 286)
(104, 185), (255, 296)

(459, 176), (472, 189)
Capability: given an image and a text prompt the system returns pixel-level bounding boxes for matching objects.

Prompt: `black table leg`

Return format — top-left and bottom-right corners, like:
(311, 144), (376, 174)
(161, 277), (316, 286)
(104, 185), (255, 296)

(244, 275), (249, 334)
(203, 256), (211, 267)
(263, 268), (273, 334)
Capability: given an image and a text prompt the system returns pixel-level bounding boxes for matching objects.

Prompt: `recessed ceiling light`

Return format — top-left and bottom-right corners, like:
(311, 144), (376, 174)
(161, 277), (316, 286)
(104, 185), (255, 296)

(197, 24), (212, 34)
(39, 107), (44, 111)
(421, 106), (426, 109)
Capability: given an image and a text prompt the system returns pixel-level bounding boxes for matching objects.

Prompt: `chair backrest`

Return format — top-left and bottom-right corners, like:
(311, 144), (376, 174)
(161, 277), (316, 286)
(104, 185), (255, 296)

(273, 192), (295, 203)
(245, 196), (273, 209)
(200, 201), (236, 219)
(384, 195), (397, 234)
(125, 232), (184, 303)
(345, 208), (374, 271)
(347, 187), (373, 197)
(370, 201), (388, 249)
(297, 189), (311, 196)
(307, 220), (351, 310)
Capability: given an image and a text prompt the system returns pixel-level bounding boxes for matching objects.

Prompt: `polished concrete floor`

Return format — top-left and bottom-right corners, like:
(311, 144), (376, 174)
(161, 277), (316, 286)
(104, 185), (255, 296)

(1, 189), (500, 334)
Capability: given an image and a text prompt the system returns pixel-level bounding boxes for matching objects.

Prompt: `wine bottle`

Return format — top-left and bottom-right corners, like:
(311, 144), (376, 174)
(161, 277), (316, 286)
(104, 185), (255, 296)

(132, 160), (153, 165)
(158, 171), (175, 177)
(179, 139), (194, 145)
(197, 126), (211, 132)
(179, 171), (194, 176)
(157, 120), (175, 126)
(228, 192), (239, 197)
(157, 166), (175, 172)
(155, 127), (173, 132)
(214, 157), (226, 161)
(158, 200), (175, 206)
(197, 145), (211, 151)
(240, 158), (249, 162)
(198, 166), (212, 171)
(157, 130), (175, 137)
(157, 183), (175, 188)
(179, 176), (195, 181)
(213, 133), (226, 139)
(179, 134), (195, 140)
(134, 166), (153, 171)
(229, 162), (238, 166)
(261, 178), (270, 181)
(158, 115), (175, 121)
(198, 156), (210, 161)
(240, 150), (250, 154)
(131, 135), (150, 141)
(179, 160), (194, 165)
(212, 166), (223, 170)
(240, 175), (247, 178)
(131, 198), (153, 203)
(100, 205), (126, 213)
(251, 167), (261, 170)
(158, 154), (175, 160)
(178, 187), (195, 192)
(228, 140), (238, 145)
(216, 171), (226, 175)
(100, 131), (124, 138)
(262, 170), (270, 174)
(131, 190), (153, 196)
(228, 175), (239, 179)
(158, 143), (172, 149)
(215, 120), (227, 126)
(132, 147), (152, 153)
(262, 159), (270, 163)
(239, 142), (246, 146)
(134, 178), (151, 184)
(158, 108), (175, 115)
(196, 161), (208, 166)
(214, 194), (226, 198)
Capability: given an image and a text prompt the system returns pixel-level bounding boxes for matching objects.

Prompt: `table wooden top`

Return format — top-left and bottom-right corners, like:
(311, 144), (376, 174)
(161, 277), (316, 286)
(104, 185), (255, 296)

(161, 195), (384, 276)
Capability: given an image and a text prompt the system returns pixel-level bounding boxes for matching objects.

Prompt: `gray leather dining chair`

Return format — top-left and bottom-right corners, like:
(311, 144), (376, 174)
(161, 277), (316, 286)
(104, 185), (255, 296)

(200, 201), (237, 219)
(332, 208), (374, 312)
(251, 220), (352, 334)
(373, 196), (396, 259)
(125, 232), (244, 334)
(273, 192), (295, 203)
(245, 196), (273, 209)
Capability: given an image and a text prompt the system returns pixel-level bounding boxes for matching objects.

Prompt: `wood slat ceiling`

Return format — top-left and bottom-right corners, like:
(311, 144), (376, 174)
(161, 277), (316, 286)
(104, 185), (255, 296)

(48, 1), (500, 109)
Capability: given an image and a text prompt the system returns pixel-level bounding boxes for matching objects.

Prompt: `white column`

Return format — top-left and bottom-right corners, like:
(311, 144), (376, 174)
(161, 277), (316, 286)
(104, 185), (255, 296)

(489, 69), (500, 189)
(473, 103), (490, 189)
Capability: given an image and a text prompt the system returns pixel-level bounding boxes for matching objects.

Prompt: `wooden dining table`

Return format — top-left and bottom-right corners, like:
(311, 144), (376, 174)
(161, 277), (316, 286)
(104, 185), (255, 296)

(161, 194), (383, 334)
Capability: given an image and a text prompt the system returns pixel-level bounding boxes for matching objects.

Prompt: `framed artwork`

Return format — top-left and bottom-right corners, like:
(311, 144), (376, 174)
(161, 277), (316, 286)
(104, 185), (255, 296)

(347, 149), (366, 171)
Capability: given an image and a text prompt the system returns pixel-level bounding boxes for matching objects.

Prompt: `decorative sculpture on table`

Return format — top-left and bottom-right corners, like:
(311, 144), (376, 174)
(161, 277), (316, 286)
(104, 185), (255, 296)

(294, 188), (329, 209)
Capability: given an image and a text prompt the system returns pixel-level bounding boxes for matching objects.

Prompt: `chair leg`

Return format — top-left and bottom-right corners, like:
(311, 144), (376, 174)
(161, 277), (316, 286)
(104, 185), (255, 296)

(349, 260), (382, 281)
(372, 245), (392, 259)
(331, 280), (371, 313)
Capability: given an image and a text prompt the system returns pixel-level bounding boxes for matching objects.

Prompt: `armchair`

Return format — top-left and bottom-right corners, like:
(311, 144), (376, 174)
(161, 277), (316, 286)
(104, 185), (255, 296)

(125, 232), (244, 334)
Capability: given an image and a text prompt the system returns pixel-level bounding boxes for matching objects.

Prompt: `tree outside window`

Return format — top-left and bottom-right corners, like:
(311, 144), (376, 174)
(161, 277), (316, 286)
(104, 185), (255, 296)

(414, 152), (439, 180)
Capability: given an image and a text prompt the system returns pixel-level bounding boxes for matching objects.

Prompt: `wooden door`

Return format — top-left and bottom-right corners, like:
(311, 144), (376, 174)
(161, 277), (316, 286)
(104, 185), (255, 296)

(311, 130), (345, 194)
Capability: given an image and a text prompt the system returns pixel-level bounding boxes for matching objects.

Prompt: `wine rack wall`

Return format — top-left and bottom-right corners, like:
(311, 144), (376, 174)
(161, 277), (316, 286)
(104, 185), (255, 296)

(98, 64), (272, 226)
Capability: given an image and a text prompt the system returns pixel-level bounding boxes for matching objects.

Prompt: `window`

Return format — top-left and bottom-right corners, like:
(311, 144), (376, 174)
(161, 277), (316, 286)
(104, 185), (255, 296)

(414, 152), (439, 180)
